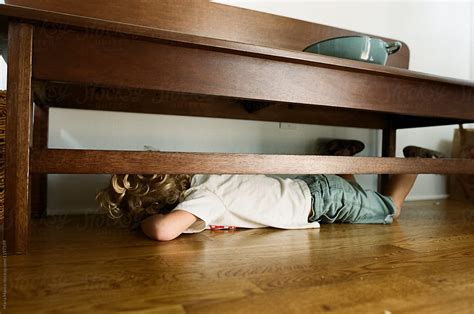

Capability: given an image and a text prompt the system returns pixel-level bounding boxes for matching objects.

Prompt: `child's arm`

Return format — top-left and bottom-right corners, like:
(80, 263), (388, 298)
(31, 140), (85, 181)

(140, 210), (198, 241)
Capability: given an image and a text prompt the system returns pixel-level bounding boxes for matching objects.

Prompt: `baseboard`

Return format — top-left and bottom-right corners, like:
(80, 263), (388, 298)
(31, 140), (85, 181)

(47, 207), (102, 216)
(406, 194), (449, 201)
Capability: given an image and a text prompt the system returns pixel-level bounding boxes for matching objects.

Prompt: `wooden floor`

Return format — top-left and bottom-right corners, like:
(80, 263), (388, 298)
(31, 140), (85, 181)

(3, 200), (474, 313)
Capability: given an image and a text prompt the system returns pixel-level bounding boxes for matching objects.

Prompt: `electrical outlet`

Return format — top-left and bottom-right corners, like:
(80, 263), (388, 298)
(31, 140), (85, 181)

(279, 122), (297, 130)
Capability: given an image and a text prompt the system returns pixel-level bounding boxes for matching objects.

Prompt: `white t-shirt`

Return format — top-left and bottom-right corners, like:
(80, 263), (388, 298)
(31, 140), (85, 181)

(173, 174), (320, 233)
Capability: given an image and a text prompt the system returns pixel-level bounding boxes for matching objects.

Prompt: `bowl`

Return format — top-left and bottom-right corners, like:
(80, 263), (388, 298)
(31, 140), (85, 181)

(303, 35), (402, 65)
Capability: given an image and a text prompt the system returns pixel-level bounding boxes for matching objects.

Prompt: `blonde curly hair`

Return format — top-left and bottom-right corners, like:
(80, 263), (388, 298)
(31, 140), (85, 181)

(96, 174), (192, 229)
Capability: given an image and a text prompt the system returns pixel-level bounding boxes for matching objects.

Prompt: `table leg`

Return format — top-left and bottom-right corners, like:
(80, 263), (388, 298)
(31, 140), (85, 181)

(4, 22), (34, 255)
(379, 125), (397, 195)
(30, 104), (49, 218)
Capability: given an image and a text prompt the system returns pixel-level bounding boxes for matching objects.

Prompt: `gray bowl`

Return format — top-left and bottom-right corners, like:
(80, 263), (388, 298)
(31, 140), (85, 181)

(303, 35), (402, 65)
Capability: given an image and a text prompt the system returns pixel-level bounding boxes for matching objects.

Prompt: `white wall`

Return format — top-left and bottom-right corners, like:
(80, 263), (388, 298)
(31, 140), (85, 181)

(0, 57), (6, 90)
(472, 0), (474, 79)
(47, 111), (379, 214)
(1, 1), (472, 214)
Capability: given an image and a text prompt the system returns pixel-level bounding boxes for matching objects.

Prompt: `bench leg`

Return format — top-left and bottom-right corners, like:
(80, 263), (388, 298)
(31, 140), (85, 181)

(30, 104), (49, 218)
(4, 22), (34, 255)
(379, 125), (397, 194)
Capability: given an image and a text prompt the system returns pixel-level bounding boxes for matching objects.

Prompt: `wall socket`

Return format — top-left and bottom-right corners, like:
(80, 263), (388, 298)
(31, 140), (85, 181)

(279, 122), (297, 130)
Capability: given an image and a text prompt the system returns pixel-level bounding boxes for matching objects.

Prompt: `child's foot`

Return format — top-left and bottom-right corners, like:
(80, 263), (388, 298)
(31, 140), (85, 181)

(316, 139), (365, 156)
(403, 146), (447, 159)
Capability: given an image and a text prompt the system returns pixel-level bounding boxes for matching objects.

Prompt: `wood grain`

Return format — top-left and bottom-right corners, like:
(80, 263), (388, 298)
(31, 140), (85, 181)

(32, 81), (390, 130)
(3, 0), (411, 69)
(32, 28), (474, 121)
(1, 2), (472, 87)
(4, 200), (474, 313)
(4, 22), (34, 254)
(0, 4), (412, 77)
(33, 82), (472, 130)
(30, 149), (474, 175)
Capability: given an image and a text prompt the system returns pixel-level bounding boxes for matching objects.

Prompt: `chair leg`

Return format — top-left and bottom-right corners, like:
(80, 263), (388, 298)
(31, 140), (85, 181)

(4, 22), (34, 255)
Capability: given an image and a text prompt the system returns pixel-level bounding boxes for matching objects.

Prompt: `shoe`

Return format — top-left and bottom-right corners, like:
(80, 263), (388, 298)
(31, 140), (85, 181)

(316, 139), (365, 156)
(403, 146), (446, 159)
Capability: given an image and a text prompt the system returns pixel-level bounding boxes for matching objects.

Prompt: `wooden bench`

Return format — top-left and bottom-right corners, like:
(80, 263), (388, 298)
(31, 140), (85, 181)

(2, 0), (474, 254)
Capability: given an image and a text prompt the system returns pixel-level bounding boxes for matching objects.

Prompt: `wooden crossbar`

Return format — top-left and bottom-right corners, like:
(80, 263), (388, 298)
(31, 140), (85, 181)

(31, 149), (474, 175)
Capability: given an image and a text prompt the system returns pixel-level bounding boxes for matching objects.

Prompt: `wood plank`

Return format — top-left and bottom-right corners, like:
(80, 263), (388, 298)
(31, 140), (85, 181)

(4, 0), (411, 69)
(0, 3), (471, 88)
(32, 81), (388, 130)
(0, 4), (413, 80)
(5, 201), (474, 313)
(185, 275), (473, 314)
(33, 82), (473, 129)
(4, 22), (34, 255)
(32, 28), (474, 121)
(30, 149), (474, 175)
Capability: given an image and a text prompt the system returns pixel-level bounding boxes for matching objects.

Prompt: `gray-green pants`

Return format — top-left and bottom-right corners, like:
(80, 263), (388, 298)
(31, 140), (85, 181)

(296, 174), (397, 224)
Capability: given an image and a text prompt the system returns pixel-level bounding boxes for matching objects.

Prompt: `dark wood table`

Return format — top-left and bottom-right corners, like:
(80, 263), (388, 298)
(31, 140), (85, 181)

(2, 1), (474, 254)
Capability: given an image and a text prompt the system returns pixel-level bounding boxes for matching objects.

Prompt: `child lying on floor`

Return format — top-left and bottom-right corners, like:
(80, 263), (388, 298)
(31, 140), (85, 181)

(96, 141), (445, 241)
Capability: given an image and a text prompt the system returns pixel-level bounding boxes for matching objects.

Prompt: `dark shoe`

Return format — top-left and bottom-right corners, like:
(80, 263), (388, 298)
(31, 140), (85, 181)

(316, 139), (365, 156)
(403, 146), (447, 159)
